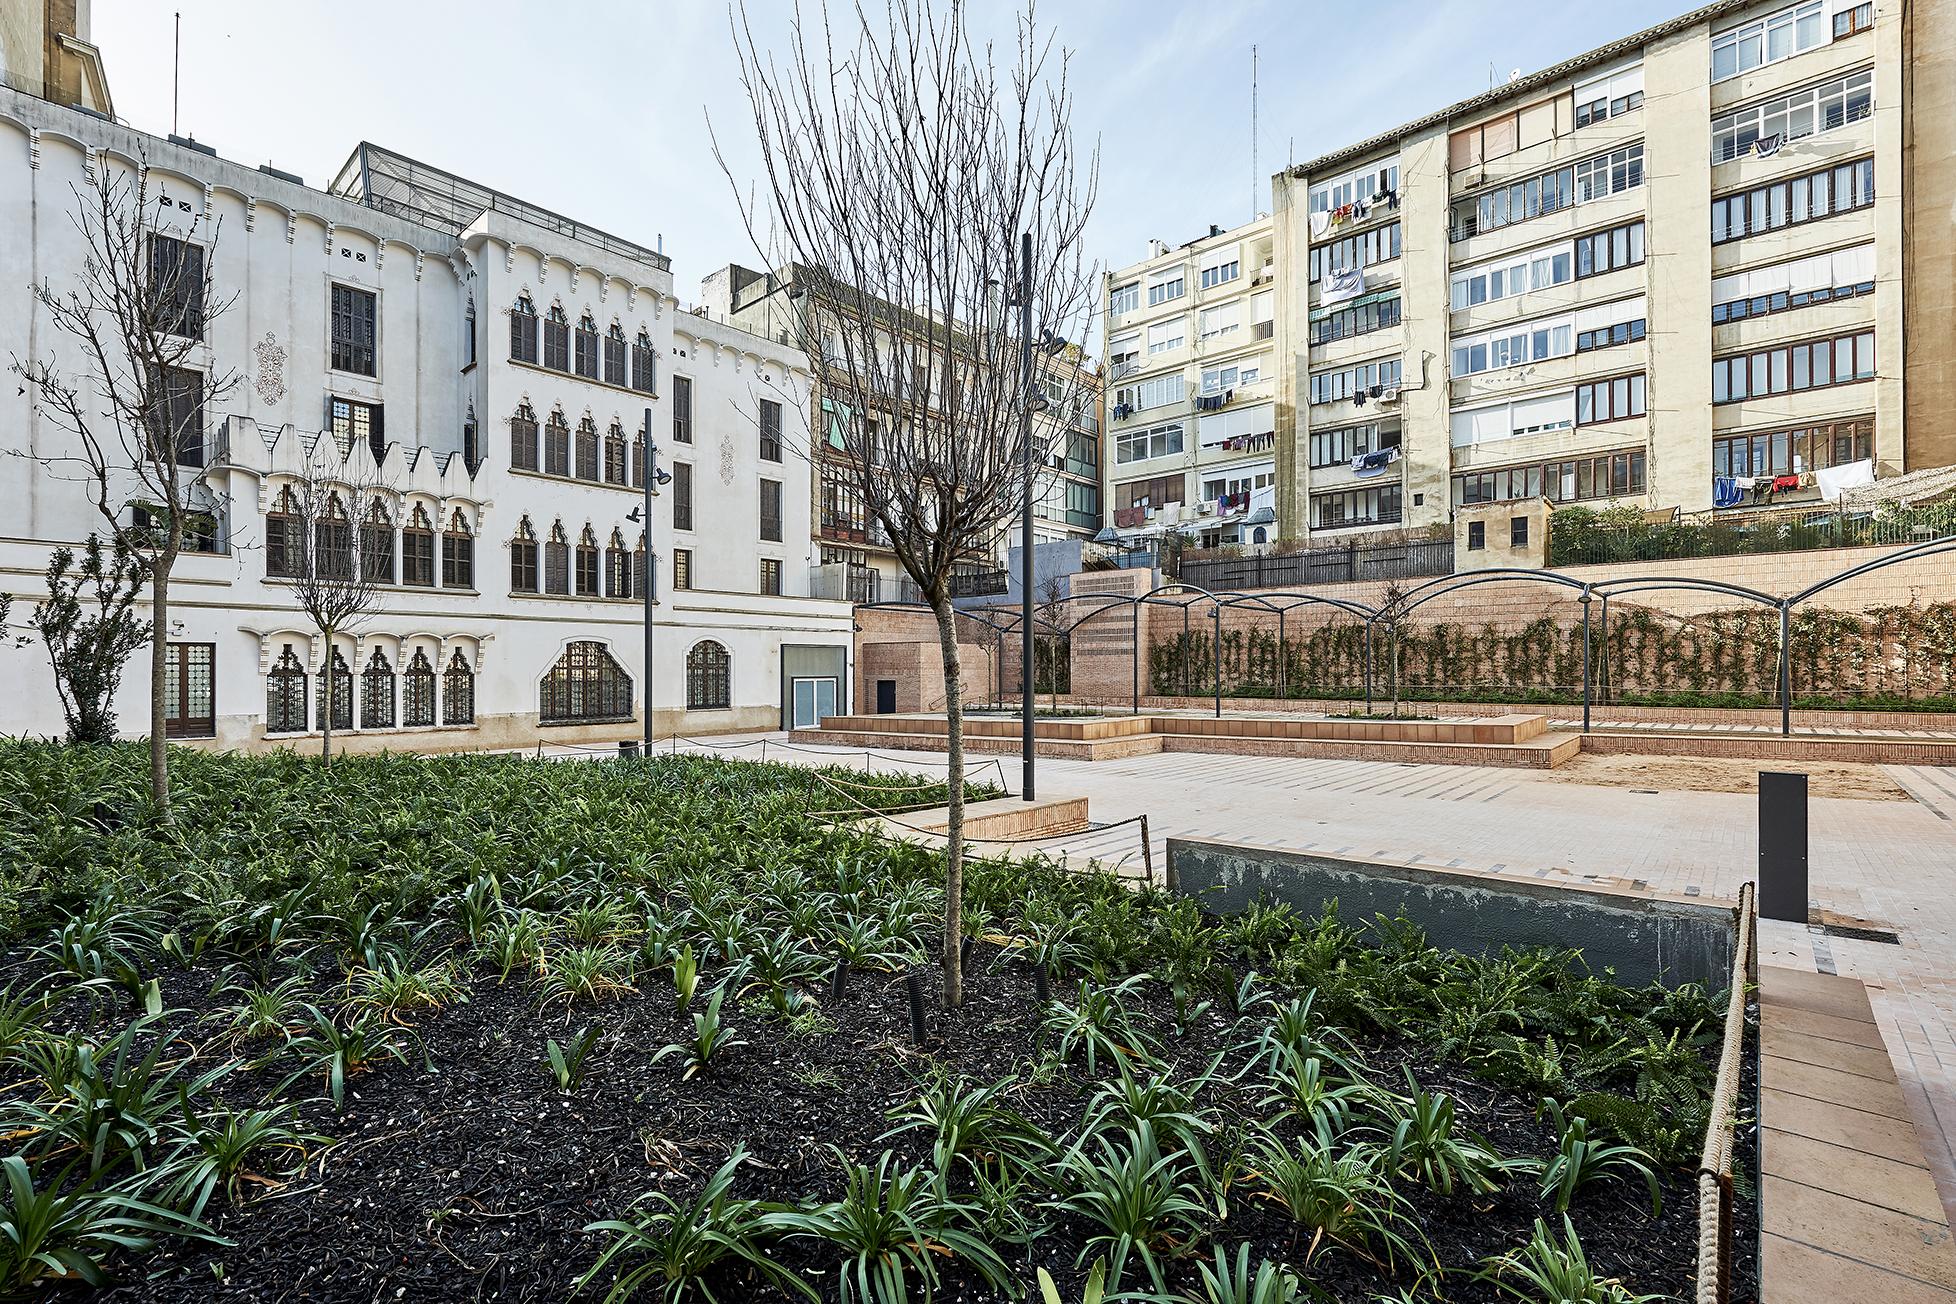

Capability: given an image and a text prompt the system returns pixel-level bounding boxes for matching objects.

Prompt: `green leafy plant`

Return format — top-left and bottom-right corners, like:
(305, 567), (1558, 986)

(759, 1148), (1010, 1304)
(1042, 976), (1157, 1074)
(651, 984), (747, 1080)
(211, 972), (311, 1045)
(1385, 1070), (1507, 1196)
(881, 1071), (1053, 1178)
(29, 533), (152, 745)
(0, 1154), (221, 1291)
(539, 944), (637, 1011)
(1174, 1241), (1304, 1303)
(159, 1103), (325, 1218)
(1526, 1102), (1661, 1217)
(1050, 1121), (1211, 1294)
(672, 944), (700, 1011)
(545, 1025), (604, 1092)
(279, 1005), (408, 1108)
(578, 1146), (812, 1303)
(344, 956), (466, 1023)
(1247, 1126), (1422, 1273)
(1480, 1216), (1660, 1303)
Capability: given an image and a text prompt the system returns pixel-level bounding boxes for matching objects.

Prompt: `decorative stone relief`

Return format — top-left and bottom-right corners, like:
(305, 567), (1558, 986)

(253, 333), (287, 406)
(719, 432), (737, 486)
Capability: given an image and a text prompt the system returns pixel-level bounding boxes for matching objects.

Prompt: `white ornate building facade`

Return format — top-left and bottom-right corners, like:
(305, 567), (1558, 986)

(0, 72), (851, 754)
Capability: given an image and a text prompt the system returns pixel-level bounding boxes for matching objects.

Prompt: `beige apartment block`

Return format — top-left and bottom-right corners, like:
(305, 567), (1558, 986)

(1102, 218), (1281, 547)
(1218, 0), (1945, 546)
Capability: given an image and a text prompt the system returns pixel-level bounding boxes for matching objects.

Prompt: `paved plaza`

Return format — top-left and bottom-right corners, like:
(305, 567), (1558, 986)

(608, 731), (1956, 1225)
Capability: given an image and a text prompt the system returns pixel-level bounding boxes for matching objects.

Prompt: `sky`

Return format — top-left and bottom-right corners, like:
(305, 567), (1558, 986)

(93, 0), (1687, 323)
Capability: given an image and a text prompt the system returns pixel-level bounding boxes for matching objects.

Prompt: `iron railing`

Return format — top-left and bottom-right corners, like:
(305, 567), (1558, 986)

(1180, 538), (1454, 590)
(1550, 503), (1953, 567)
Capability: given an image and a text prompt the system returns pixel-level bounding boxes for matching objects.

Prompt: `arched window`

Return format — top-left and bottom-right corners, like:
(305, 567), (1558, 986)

(544, 521), (570, 595)
(442, 650), (476, 725)
(403, 648), (436, 727)
(631, 427), (646, 488)
(575, 313), (600, 380)
(266, 485), (302, 577)
(511, 517), (539, 593)
(605, 528), (632, 599)
(632, 330), (657, 394)
(603, 421), (628, 485)
(635, 530), (647, 597)
(361, 647), (395, 728)
(318, 648), (353, 732)
(403, 504), (435, 586)
(540, 641), (633, 723)
(604, 323), (627, 386)
(575, 525), (600, 597)
(510, 294), (538, 364)
(316, 494), (353, 581)
(1252, 526), (1268, 545)
(360, 500), (394, 584)
(510, 401), (539, 472)
(267, 645), (307, 733)
(543, 304), (570, 371)
(544, 409), (571, 476)
(575, 416), (599, 481)
(463, 400), (480, 474)
(442, 509), (475, 589)
(686, 640), (731, 710)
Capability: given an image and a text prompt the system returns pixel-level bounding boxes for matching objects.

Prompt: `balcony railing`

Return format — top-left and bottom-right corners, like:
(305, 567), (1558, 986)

(949, 568), (1009, 598)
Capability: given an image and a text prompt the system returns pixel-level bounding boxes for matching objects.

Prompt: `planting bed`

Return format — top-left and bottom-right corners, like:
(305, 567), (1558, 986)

(0, 741), (1748, 1302)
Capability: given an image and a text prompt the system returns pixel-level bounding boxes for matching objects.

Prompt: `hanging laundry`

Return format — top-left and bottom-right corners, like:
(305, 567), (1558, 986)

(1814, 458), (1875, 502)
(1349, 447), (1398, 478)
(1713, 476), (1744, 508)
(1309, 209), (1331, 238)
(1322, 266), (1365, 304)
(1771, 473), (1801, 493)
(1752, 133), (1783, 158)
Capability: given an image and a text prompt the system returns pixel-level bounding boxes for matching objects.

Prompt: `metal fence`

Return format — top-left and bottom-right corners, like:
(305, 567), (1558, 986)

(1179, 538), (1455, 590)
(1550, 504), (1949, 567)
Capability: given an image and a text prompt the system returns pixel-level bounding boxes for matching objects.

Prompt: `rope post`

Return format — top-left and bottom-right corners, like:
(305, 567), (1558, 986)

(1140, 813), (1154, 886)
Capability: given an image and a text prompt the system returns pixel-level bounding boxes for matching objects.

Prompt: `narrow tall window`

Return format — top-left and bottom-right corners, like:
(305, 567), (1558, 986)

(673, 462), (694, 531)
(544, 521), (571, 595)
(759, 558), (783, 595)
(464, 295), (477, 368)
(149, 366), (205, 468)
(673, 376), (693, 443)
(360, 501), (394, 584)
(315, 495), (353, 581)
(605, 528), (633, 598)
(146, 234), (205, 340)
(162, 642), (215, 738)
(266, 486), (303, 577)
(361, 648), (395, 729)
(403, 505), (435, 586)
(632, 330), (657, 394)
(266, 646), (307, 733)
(760, 478), (783, 542)
(760, 399), (783, 462)
(510, 295), (539, 363)
(463, 409), (480, 474)
(575, 526), (600, 597)
(331, 284), (378, 376)
(574, 416), (600, 481)
(510, 517), (539, 593)
(604, 324), (627, 386)
(543, 305), (570, 371)
(540, 642), (633, 722)
(604, 422), (628, 485)
(329, 396), (385, 464)
(574, 313), (600, 380)
(509, 402), (538, 472)
(403, 649), (436, 727)
(673, 548), (693, 591)
(318, 649), (353, 733)
(631, 429), (647, 487)
(544, 410), (571, 476)
(442, 651), (475, 725)
(686, 640), (731, 709)
(442, 510), (475, 589)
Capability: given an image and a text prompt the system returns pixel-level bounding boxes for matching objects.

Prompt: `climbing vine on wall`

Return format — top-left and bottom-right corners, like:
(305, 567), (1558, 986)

(1142, 599), (1956, 709)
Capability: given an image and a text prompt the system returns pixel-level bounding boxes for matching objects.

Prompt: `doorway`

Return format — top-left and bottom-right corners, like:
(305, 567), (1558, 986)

(875, 679), (897, 714)
(791, 676), (839, 729)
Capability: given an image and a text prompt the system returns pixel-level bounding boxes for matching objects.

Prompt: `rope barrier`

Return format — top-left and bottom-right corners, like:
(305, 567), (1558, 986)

(531, 733), (1009, 793)
(1695, 880), (1757, 1304)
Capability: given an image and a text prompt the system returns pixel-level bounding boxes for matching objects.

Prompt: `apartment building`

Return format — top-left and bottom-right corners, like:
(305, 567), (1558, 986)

(1102, 219), (1281, 547)
(0, 18), (851, 751)
(703, 262), (1105, 602)
(1244, 0), (1951, 543)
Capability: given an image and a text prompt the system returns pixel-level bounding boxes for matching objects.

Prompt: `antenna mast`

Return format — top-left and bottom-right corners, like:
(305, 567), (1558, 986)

(1251, 44), (1259, 219)
(173, 12), (181, 135)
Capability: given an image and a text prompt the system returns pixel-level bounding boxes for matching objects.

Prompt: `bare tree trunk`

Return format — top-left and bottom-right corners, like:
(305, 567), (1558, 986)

(148, 558), (172, 819)
(931, 594), (965, 1009)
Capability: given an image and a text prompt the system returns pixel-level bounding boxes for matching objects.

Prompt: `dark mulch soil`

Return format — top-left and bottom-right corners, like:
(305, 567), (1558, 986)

(45, 937), (1742, 1304)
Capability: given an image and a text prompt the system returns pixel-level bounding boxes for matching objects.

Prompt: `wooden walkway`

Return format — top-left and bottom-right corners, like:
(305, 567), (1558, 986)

(1760, 964), (1956, 1301)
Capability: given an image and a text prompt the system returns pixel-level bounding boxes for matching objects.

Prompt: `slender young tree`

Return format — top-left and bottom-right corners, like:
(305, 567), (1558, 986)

(717, 0), (1098, 1006)
(1377, 579), (1410, 720)
(274, 437), (396, 765)
(31, 533), (154, 745)
(1035, 573), (1069, 711)
(12, 157), (239, 813)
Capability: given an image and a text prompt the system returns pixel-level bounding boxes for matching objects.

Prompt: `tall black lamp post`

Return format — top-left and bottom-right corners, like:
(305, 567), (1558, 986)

(626, 405), (673, 754)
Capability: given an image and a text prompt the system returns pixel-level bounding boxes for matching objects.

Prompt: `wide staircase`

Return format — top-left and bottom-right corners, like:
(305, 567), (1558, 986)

(791, 711), (1582, 769)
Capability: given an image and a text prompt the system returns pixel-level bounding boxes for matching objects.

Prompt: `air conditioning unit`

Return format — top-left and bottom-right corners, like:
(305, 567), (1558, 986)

(1377, 386), (1402, 405)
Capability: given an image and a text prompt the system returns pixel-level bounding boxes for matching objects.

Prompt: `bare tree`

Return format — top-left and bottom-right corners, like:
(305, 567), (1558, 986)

(12, 157), (239, 814)
(273, 437), (395, 765)
(717, 0), (1097, 1006)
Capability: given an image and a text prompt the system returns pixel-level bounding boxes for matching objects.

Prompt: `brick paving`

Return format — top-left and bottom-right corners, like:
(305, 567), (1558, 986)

(570, 731), (1956, 1226)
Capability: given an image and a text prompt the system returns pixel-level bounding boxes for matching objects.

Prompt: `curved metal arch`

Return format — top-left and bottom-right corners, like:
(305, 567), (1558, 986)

(1588, 576), (1784, 610)
(1788, 532), (1956, 607)
(1395, 567), (1590, 620)
(1214, 589), (1380, 621)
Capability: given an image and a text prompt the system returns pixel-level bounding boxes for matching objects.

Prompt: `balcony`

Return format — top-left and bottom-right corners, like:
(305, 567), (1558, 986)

(949, 568), (1008, 598)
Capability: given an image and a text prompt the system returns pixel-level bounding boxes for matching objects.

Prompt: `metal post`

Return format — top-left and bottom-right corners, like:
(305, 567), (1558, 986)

(1182, 603), (1191, 699)
(1018, 231), (1036, 803)
(1277, 609), (1287, 703)
(1779, 603), (1793, 738)
(640, 408), (657, 755)
(1598, 594), (1610, 706)
(1363, 621), (1374, 716)
(1131, 600), (1140, 715)
(1140, 813), (1154, 886)
(1580, 592), (1592, 735)
(1758, 771), (1809, 923)
(1212, 603), (1222, 718)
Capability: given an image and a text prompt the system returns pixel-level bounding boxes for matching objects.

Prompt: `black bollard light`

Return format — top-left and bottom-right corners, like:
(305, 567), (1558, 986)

(904, 970), (928, 1044)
